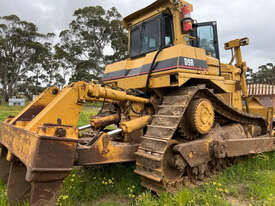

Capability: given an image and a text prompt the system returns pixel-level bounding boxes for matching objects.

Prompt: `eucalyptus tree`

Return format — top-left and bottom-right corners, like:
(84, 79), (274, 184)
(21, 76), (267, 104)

(55, 6), (128, 83)
(0, 15), (60, 101)
(247, 63), (275, 84)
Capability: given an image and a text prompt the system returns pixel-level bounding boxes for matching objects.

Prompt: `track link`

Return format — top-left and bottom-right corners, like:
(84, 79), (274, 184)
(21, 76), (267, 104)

(135, 85), (267, 192)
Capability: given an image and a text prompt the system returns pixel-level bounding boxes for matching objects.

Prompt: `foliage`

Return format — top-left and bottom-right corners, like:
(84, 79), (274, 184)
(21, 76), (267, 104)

(0, 6), (128, 102)
(247, 63), (275, 84)
(0, 15), (63, 101)
(55, 6), (128, 83)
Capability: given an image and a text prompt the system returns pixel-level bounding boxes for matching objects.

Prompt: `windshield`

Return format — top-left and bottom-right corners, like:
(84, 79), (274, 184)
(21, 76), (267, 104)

(130, 15), (161, 58)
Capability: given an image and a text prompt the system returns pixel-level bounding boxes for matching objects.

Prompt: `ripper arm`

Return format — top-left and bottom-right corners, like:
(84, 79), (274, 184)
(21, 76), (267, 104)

(0, 81), (150, 206)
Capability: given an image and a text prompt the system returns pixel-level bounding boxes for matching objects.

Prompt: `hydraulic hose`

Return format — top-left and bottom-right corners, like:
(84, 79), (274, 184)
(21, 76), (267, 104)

(144, 48), (163, 97)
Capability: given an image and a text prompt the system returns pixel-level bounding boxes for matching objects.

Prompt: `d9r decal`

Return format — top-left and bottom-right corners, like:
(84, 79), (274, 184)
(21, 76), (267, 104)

(184, 58), (195, 67)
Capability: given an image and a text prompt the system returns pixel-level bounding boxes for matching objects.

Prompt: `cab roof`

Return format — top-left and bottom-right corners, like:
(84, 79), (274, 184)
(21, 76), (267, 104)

(123, 0), (193, 29)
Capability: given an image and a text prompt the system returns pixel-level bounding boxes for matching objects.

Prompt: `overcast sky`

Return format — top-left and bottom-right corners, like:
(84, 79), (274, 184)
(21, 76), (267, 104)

(0, 0), (274, 70)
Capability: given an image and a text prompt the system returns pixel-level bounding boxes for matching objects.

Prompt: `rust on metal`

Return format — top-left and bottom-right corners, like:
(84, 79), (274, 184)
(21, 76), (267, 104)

(135, 85), (272, 193)
(0, 74), (274, 206)
(220, 137), (275, 157)
(16, 105), (45, 122)
(76, 136), (138, 165)
(0, 146), (10, 184)
(174, 139), (212, 168)
(0, 122), (77, 182)
(0, 121), (78, 205)
(30, 180), (63, 206)
(7, 162), (31, 205)
(2, 0), (275, 203)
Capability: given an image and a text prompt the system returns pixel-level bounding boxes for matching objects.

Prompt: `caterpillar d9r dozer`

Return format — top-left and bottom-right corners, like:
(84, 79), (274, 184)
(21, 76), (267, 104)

(1, 0), (275, 205)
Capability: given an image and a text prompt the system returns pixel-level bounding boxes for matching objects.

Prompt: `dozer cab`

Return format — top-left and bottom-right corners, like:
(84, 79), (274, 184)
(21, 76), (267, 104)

(0, 0), (274, 205)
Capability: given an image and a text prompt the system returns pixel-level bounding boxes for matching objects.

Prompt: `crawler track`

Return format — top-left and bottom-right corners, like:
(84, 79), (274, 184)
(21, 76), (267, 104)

(134, 85), (267, 192)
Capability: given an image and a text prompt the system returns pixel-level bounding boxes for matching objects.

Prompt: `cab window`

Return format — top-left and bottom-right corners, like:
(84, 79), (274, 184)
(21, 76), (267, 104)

(141, 18), (161, 53)
(130, 16), (161, 58)
(191, 22), (220, 60)
(197, 25), (216, 58)
(163, 14), (173, 47)
(130, 13), (174, 58)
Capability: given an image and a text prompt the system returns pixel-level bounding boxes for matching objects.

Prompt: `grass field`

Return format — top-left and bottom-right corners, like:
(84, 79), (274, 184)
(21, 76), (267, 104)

(0, 104), (275, 206)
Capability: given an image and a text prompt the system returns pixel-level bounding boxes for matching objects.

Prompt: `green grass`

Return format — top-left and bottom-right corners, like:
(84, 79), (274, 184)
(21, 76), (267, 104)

(0, 104), (23, 122)
(0, 105), (275, 206)
(56, 153), (275, 206)
(0, 182), (8, 206)
(77, 107), (98, 127)
(57, 163), (143, 206)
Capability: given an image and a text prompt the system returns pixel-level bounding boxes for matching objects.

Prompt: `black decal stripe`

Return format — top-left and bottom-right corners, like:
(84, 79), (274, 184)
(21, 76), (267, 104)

(154, 57), (178, 70)
(103, 57), (178, 81)
(103, 56), (208, 81)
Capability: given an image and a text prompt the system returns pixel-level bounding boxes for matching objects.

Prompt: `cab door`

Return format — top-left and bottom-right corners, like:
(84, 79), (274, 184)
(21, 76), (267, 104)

(191, 21), (220, 60)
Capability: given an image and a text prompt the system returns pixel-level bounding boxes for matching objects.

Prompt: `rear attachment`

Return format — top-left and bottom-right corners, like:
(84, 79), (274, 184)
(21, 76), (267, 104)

(0, 122), (78, 205)
(0, 81), (152, 205)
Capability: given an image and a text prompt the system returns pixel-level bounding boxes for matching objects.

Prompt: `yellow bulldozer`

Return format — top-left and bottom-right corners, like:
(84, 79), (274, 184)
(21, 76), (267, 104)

(0, 0), (274, 205)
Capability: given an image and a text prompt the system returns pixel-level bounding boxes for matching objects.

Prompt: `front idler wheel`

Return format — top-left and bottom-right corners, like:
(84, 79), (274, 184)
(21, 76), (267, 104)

(188, 98), (215, 135)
